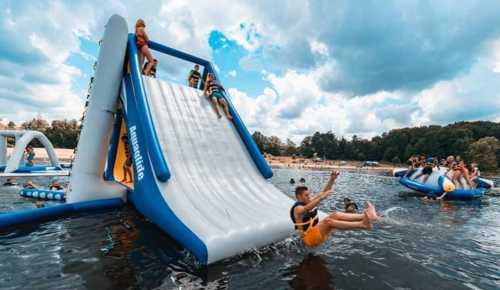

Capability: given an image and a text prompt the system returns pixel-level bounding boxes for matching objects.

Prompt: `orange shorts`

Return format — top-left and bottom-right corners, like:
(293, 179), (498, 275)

(302, 224), (328, 247)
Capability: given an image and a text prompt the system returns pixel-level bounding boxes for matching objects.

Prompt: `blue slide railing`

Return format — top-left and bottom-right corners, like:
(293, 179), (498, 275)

(127, 34), (170, 182)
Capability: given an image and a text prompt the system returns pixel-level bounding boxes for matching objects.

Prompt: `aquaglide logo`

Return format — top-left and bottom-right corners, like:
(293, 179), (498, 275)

(129, 125), (145, 180)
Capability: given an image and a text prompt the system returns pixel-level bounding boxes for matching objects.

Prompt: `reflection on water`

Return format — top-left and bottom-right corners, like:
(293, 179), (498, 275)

(1, 169), (500, 290)
(288, 254), (335, 290)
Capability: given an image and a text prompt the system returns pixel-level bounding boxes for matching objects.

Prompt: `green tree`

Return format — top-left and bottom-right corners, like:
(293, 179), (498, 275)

(468, 137), (499, 170)
(7, 121), (16, 129)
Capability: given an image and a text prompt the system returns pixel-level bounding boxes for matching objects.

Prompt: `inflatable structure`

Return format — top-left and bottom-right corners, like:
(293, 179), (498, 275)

(395, 167), (492, 199)
(0, 15), (295, 265)
(0, 130), (66, 176)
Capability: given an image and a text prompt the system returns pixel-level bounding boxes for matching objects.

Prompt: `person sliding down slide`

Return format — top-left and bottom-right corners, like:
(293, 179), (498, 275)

(290, 171), (378, 247)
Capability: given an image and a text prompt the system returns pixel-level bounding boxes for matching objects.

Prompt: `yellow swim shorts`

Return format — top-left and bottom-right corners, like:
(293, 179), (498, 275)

(302, 224), (328, 247)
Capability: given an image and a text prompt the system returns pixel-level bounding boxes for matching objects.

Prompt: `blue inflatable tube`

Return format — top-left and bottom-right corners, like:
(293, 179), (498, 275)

(399, 175), (487, 200)
(19, 188), (66, 201)
(0, 165), (62, 173)
(0, 198), (123, 229)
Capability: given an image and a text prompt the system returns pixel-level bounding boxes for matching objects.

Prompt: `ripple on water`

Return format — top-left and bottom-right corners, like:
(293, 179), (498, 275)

(1, 171), (500, 290)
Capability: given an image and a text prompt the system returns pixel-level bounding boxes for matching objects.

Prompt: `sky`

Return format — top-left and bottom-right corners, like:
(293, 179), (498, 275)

(1, 0), (500, 142)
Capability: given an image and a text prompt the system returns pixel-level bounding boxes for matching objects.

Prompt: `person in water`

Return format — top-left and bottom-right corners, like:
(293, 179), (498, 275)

(343, 197), (359, 213)
(290, 171), (378, 248)
(3, 177), (18, 186)
(49, 179), (63, 191)
(188, 64), (202, 88)
(203, 73), (232, 120)
(121, 134), (133, 183)
(23, 179), (37, 189)
(135, 19), (155, 76)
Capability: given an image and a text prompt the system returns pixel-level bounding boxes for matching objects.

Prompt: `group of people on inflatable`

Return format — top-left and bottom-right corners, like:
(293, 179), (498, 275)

(406, 155), (481, 189)
(134, 19), (233, 120)
(3, 177), (63, 191)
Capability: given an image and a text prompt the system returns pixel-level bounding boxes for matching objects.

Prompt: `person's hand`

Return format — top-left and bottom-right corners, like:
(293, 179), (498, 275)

(330, 170), (340, 180)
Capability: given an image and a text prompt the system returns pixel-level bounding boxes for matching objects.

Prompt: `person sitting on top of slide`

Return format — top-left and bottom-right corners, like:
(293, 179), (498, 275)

(290, 171), (378, 248)
(135, 19), (155, 76)
(203, 73), (232, 120)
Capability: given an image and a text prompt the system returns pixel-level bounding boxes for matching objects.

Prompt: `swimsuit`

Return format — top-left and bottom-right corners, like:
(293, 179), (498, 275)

(189, 70), (201, 87)
(290, 202), (328, 247)
(207, 80), (225, 100)
(136, 34), (147, 49)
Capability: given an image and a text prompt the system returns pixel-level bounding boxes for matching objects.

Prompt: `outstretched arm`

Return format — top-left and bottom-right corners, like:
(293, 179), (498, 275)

(299, 171), (339, 213)
(320, 171), (339, 194)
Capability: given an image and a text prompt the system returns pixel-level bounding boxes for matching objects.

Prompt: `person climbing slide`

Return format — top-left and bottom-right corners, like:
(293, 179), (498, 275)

(290, 171), (378, 247)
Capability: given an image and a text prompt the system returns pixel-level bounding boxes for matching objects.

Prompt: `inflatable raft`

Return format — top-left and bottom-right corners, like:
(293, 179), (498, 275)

(19, 188), (66, 201)
(395, 167), (491, 200)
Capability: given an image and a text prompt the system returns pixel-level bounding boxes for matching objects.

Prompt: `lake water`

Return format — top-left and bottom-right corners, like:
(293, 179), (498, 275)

(1, 168), (499, 289)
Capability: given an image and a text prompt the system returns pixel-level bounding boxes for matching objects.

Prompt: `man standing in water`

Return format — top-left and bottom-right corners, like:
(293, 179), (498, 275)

(291, 171), (378, 247)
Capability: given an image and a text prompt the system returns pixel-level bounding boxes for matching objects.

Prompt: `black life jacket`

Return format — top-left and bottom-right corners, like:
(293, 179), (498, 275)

(290, 201), (319, 231)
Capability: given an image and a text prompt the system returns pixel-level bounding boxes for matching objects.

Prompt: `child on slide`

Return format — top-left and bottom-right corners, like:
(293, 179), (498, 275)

(203, 73), (232, 120)
(135, 19), (155, 76)
(290, 171), (378, 247)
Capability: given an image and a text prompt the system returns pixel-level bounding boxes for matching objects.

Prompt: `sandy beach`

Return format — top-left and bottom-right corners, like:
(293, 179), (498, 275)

(264, 154), (399, 174)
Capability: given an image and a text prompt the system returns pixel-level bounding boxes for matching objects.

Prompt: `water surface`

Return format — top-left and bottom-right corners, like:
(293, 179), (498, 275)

(1, 169), (499, 289)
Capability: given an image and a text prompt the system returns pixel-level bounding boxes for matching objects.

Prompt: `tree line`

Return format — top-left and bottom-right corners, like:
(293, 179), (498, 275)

(2, 118), (499, 170)
(252, 121), (500, 170)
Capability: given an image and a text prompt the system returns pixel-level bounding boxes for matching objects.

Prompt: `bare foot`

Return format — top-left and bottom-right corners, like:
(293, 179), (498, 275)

(363, 212), (373, 230)
(366, 202), (379, 222)
(226, 114), (233, 121)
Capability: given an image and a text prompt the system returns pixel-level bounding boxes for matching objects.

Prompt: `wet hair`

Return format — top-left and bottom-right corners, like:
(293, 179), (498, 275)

(135, 19), (146, 28)
(194, 64), (200, 69)
(289, 178), (295, 185)
(299, 178), (306, 183)
(295, 186), (308, 196)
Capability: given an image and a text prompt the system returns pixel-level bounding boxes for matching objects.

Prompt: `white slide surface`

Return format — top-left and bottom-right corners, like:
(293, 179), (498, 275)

(143, 76), (295, 262)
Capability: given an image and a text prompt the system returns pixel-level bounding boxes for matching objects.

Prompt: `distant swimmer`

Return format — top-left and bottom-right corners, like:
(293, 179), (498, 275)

(3, 177), (18, 186)
(23, 179), (37, 189)
(49, 179), (63, 191)
(120, 134), (133, 183)
(290, 171), (378, 248)
(299, 177), (306, 185)
(343, 197), (359, 213)
(289, 178), (296, 185)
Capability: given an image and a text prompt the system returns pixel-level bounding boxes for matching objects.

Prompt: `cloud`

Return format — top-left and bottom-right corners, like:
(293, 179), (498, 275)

(1, 0), (500, 143)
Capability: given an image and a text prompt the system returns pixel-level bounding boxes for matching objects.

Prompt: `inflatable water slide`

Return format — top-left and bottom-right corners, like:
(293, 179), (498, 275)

(0, 15), (295, 265)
